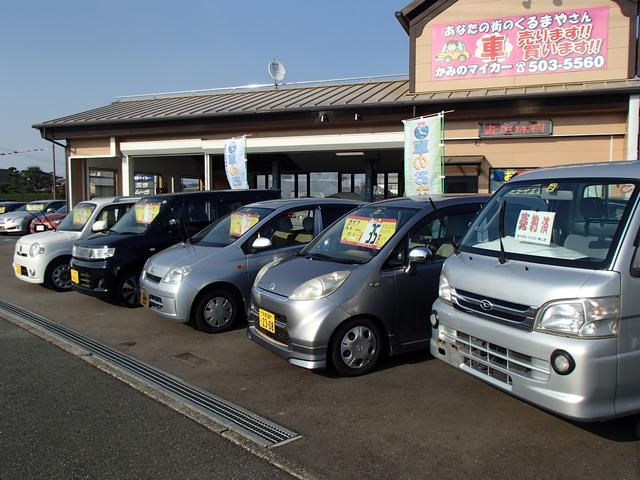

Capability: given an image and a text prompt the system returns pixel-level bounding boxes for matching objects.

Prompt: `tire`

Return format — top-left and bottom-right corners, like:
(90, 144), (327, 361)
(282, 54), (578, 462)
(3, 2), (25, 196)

(193, 287), (241, 334)
(329, 318), (383, 377)
(117, 271), (141, 308)
(44, 257), (72, 292)
(458, 54), (467, 62)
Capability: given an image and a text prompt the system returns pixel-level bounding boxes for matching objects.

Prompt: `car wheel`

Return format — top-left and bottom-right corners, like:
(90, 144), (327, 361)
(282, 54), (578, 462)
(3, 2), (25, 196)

(193, 288), (240, 334)
(330, 318), (382, 377)
(117, 272), (140, 308)
(45, 257), (72, 292)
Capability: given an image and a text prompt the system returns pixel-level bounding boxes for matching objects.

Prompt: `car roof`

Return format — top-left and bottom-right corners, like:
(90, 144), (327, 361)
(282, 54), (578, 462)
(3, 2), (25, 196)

(80, 196), (142, 207)
(142, 189), (279, 199)
(369, 194), (491, 209)
(0, 201), (25, 205)
(27, 199), (65, 204)
(245, 197), (364, 209)
(513, 160), (640, 182)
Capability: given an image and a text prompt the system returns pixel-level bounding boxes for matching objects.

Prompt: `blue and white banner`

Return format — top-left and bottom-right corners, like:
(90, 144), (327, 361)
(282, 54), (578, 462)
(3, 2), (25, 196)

(224, 137), (248, 190)
(402, 113), (444, 196)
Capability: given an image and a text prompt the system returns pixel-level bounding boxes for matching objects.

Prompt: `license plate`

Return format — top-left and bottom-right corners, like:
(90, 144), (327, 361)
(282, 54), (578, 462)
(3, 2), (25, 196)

(140, 290), (150, 308)
(14, 264), (21, 276)
(70, 269), (79, 284)
(35, 225), (45, 231)
(259, 309), (276, 334)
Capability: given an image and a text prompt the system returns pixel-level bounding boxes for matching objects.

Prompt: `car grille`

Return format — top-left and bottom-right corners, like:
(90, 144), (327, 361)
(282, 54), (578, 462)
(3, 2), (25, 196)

(73, 246), (92, 260)
(452, 289), (537, 330)
(78, 270), (92, 288)
(149, 294), (163, 310)
(146, 272), (162, 283)
(445, 329), (550, 385)
(255, 311), (289, 346)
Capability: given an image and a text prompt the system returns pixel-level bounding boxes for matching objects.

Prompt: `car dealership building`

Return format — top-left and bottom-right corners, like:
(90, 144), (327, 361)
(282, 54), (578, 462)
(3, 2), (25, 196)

(34, 0), (640, 206)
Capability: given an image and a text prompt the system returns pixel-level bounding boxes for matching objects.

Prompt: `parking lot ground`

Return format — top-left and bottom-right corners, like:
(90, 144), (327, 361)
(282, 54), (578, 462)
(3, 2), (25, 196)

(0, 317), (291, 480)
(1, 239), (639, 479)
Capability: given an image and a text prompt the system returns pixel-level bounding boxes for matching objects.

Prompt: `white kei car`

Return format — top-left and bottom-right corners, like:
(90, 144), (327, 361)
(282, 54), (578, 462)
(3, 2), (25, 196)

(13, 196), (139, 291)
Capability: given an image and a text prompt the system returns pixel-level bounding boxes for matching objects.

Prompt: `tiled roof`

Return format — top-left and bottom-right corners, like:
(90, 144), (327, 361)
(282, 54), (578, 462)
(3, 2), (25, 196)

(34, 77), (640, 129)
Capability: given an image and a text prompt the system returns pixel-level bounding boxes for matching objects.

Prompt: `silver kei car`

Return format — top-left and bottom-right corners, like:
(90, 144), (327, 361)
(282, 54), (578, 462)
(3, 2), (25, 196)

(139, 198), (361, 333)
(248, 195), (488, 376)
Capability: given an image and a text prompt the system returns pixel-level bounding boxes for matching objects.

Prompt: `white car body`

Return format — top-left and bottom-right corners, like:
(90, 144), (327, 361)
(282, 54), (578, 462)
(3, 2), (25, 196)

(13, 196), (140, 287)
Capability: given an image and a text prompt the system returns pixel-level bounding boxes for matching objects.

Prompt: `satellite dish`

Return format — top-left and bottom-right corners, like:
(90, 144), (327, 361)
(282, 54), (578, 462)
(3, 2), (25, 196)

(268, 58), (286, 87)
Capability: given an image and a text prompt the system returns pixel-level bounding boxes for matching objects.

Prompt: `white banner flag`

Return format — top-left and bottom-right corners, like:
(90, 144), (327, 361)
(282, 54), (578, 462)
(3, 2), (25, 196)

(402, 114), (444, 196)
(224, 137), (248, 189)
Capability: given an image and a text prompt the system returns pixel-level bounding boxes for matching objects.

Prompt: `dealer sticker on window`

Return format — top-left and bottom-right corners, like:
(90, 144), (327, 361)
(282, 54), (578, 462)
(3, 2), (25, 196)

(229, 213), (260, 237)
(340, 215), (397, 250)
(73, 207), (92, 226)
(26, 203), (44, 212)
(514, 210), (556, 245)
(135, 203), (161, 224)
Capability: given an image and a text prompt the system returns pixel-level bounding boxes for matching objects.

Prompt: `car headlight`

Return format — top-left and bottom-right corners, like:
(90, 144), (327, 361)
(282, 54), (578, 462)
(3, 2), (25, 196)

(162, 266), (192, 284)
(438, 273), (452, 305)
(254, 258), (284, 286)
(89, 247), (115, 259)
(28, 242), (45, 257)
(535, 297), (619, 338)
(289, 271), (350, 301)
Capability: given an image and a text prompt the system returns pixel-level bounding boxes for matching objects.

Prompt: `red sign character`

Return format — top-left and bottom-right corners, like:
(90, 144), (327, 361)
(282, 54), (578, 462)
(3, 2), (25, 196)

(540, 216), (550, 235)
(529, 213), (540, 233)
(518, 212), (529, 231)
(480, 34), (507, 62)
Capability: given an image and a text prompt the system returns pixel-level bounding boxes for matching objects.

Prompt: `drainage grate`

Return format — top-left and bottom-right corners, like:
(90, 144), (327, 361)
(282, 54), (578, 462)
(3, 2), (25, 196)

(0, 299), (300, 448)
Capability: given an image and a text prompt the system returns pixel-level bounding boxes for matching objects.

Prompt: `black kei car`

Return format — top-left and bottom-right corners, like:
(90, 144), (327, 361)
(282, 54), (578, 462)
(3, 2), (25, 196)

(70, 189), (280, 307)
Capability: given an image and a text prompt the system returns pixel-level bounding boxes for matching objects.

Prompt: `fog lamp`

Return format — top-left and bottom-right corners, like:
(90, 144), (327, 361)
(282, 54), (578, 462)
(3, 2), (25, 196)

(430, 310), (439, 329)
(551, 350), (575, 375)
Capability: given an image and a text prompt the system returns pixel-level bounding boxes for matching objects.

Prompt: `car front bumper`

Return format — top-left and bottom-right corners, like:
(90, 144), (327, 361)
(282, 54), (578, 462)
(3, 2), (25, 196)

(430, 299), (619, 421)
(139, 272), (196, 321)
(246, 286), (350, 370)
(69, 258), (116, 299)
(12, 252), (46, 284)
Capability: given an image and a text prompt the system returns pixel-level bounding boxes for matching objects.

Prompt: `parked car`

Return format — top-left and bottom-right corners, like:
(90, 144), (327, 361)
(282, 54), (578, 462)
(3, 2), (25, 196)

(430, 161), (640, 432)
(140, 198), (361, 333)
(248, 195), (488, 376)
(0, 201), (26, 214)
(14, 197), (139, 291)
(30, 205), (68, 233)
(0, 199), (66, 235)
(70, 189), (281, 307)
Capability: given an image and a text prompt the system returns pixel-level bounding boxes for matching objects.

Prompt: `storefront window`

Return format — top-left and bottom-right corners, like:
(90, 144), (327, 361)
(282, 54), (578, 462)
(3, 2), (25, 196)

(353, 174), (366, 196)
(256, 174), (273, 190)
(310, 172), (338, 198)
(341, 174), (352, 192)
(489, 168), (536, 192)
(89, 169), (116, 199)
(281, 174), (295, 199)
(181, 177), (202, 192)
(297, 173), (308, 197)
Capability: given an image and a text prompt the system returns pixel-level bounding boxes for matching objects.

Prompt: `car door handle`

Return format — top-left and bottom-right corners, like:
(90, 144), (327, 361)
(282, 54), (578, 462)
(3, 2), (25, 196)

(149, 247), (156, 252)
(368, 281), (381, 287)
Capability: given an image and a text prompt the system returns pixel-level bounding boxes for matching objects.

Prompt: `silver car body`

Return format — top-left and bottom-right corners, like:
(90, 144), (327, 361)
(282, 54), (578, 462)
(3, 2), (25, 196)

(248, 195), (488, 370)
(139, 198), (361, 322)
(430, 161), (640, 421)
(0, 199), (66, 234)
(13, 197), (139, 285)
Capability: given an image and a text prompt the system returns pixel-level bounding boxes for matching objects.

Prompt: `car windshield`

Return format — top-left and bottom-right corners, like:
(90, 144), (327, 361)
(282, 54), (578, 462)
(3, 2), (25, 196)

(57, 202), (97, 232)
(301, 205), (419, 264)
(192, 207), (274, 247)
(110, 197), (170, 234)
(460, 178), (638, 269)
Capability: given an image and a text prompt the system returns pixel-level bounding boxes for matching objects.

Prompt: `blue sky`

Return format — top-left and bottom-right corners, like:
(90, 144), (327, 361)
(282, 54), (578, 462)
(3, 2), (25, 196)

(0, 0), (408, 172)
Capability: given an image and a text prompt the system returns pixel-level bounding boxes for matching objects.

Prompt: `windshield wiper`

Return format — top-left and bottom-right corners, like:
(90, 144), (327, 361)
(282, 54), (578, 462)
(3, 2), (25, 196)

(304, 252), (361, 264)
(498, 200), (507, 265)
(429, 198), (459, 255)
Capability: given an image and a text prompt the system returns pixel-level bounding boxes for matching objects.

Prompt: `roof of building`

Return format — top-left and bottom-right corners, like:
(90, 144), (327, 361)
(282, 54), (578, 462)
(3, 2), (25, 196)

(34, 77), (640, 130)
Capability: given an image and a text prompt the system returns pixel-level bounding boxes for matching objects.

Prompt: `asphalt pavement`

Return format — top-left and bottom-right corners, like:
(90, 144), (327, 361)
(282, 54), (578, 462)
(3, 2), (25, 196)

(0, 237), (639, 479)
(0, 318), (291, 480)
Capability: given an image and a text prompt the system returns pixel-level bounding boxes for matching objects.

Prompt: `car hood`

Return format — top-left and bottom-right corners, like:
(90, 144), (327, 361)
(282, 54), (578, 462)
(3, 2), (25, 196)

(145, 242), (225, 278)
(75, 232), (140, 248)
(17, 230), (80, 247)
(443, 253), (620, 309)
(256, 255), (358, 297)
(0, 211), (32, 221)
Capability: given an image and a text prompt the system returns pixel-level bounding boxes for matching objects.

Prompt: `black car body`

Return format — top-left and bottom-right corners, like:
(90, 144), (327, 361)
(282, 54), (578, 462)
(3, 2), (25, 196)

(70, 189), (280, 306)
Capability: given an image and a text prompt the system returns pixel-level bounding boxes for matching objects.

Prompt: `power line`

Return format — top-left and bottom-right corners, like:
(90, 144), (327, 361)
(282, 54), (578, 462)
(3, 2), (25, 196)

(0, 148), (46, 156)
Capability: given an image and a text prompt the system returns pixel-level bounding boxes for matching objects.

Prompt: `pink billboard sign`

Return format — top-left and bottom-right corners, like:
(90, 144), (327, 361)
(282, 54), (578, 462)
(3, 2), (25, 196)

(431, 7), (609, 81)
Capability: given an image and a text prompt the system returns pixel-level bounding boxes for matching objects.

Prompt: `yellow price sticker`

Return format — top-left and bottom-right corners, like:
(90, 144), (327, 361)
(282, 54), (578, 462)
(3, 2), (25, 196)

(73, 207), (93, 226)
(135, 203), (161, 224)
(229, 213), (260, 237)
(0, 207), (5, 214)
(546, 182), (559, 192)
(26, 203), (44, 212)
(340, 216), (397, 250)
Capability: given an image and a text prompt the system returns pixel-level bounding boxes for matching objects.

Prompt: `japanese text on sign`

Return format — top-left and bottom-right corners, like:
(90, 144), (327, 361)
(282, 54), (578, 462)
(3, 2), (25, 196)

(135, 203), (161, 225)
(229, 213), (260, 237)
(514, 210), (556, 245)
(431, 7), (608, 81)
(340, 216), (397, 250)
(480, 120), (552, 137)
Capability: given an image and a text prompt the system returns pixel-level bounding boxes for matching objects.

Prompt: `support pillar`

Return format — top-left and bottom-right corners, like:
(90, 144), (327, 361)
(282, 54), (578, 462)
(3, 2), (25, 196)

(204, 154), (213, 190)
(271, 159), (281, 191)
(364, 158), (375, 202)
(626, 94), (639, 161)
(121, 155), (134, 196)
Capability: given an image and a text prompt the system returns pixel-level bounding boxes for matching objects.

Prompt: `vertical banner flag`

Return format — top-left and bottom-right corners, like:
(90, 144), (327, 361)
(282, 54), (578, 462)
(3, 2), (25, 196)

(224, 137), (249, 189)
(403, 113), (444, 196)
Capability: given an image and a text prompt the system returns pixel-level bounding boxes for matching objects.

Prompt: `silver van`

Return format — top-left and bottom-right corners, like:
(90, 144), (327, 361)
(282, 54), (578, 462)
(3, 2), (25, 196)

(139, 198), (360, 333)
(430, 161), (640, 429)
(249, 195), (487, 376)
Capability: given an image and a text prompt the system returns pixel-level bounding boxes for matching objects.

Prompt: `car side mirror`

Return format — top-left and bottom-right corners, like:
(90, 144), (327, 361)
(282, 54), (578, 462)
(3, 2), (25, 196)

(92, 220), (108, 233)
(168, 218), (181, 226)
(251, 237), (272, 251)
(405, 247), (433, 274)
(46, 208), (56, 213)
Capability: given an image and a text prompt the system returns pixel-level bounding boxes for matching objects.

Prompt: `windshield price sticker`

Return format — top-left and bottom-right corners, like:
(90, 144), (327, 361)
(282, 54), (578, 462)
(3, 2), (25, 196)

(26, 204), (44, 212)
(340, 216), (397, 250)
(72, 207), (92, 226)
(229, 213), (260, 237)
(514, 210), (556, 245)
(0, 207), (5, 214)
(135, 203), (161, 225)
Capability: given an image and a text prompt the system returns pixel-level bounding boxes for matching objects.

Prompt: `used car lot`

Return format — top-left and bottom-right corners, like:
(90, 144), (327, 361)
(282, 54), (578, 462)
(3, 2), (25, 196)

(0, 240), (637, 479)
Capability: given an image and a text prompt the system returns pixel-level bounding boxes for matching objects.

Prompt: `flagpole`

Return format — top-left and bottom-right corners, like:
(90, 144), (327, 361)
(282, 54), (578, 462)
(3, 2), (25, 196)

(402, 109), (455, 123)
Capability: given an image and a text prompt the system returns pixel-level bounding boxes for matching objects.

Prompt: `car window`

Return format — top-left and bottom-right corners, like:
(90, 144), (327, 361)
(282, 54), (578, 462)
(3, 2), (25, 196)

(320, 206), (354, 229)
(97, 203), (133, 229)
(409, 209), (477, 260)
(257, 208), (315, 250)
